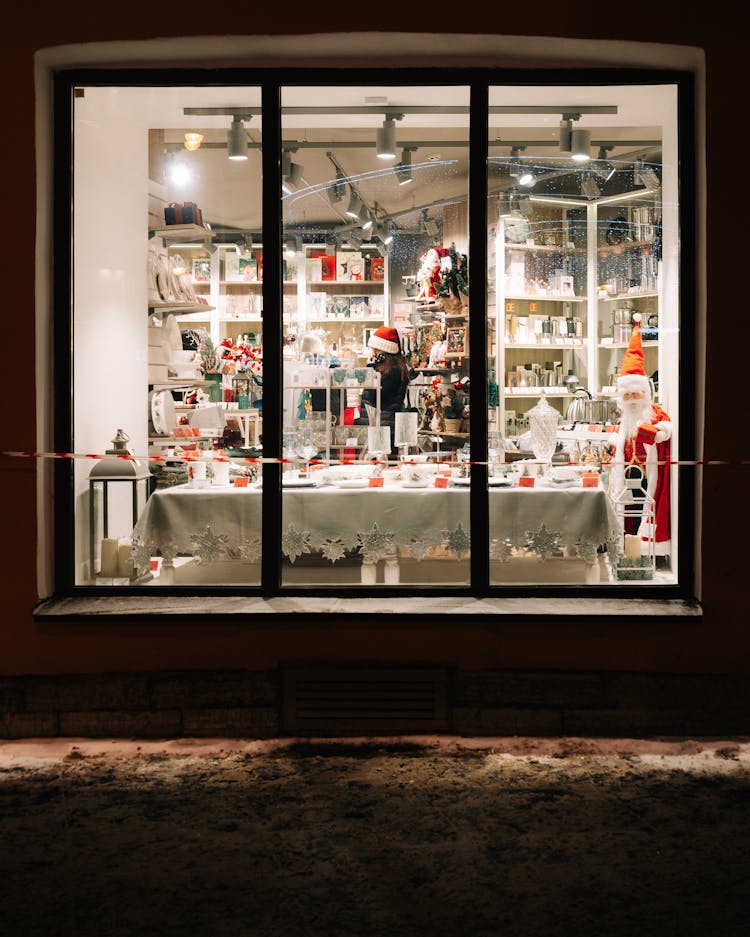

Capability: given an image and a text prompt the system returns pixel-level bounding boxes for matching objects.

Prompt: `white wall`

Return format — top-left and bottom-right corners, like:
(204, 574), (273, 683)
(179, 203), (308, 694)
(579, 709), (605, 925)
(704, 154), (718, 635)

(73, 88), (149, 579)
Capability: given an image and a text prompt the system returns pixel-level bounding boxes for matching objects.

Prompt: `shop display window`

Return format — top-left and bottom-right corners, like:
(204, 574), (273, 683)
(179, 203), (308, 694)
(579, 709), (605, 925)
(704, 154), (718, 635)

(55, 69), (692, 597)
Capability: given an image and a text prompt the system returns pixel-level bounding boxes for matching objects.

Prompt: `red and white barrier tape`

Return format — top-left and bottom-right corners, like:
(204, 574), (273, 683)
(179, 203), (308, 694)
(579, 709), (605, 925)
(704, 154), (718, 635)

(0, 450), (745, 468)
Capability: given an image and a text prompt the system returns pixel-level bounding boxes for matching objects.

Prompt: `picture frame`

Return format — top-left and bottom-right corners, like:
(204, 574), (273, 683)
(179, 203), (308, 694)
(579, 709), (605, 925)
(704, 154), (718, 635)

(192, 258), (211, 282)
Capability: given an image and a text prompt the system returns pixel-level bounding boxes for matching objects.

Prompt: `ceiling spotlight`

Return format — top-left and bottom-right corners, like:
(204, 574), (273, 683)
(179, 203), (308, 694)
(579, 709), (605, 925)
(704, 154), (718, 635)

(284, 238), (298, 257)
(183, 132), (204, 152)
(227, 117), (248, 161)
(376, 117), (397, 160)
(395, 147), (413, 185)
(383, 227), (395, 245)
(580, 173), (601, 199)
(570, 128), (591, 162)
(360, 207), (374, 232)
(422, 211), (439, 238)
(345, 189), (363, 220)
(634, 159), (661, 189)
(508, 146), (534, 187)
(595, 146), (617, 182)
(559, 118), (573, 154)
(281, 150), (304, 193)
(328, 168), (346, 204)
(348, 231), (363, 249)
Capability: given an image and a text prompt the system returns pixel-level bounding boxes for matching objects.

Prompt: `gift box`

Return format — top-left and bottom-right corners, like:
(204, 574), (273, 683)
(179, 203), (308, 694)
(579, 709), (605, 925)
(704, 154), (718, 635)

(164, 201), (203, 226)
(636, 422), (658, 446)
(164, 203), (183, 225)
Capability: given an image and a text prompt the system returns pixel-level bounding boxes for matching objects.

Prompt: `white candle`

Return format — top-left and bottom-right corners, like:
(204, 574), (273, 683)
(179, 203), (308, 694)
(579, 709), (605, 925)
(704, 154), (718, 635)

(624, 534), (641, 561)
(100, 538), (119, 577)
(117, 540), (134, 580)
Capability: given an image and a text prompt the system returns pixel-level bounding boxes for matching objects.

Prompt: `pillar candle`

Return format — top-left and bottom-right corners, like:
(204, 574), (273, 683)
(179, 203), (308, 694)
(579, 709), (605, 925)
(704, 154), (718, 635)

(100, 538), (119, 577)
(117, 540), (134, 580)
(624, 534), (642, 560)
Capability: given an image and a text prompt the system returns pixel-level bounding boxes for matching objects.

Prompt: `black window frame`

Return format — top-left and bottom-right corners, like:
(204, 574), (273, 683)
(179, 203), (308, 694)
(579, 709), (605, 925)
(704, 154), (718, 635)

(51, 66), (697, 603)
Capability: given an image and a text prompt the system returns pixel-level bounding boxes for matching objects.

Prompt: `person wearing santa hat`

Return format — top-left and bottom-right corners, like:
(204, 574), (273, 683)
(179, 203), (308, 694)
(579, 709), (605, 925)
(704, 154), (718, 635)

(356, 326), (416, 437)
(611, 314), (672, 559)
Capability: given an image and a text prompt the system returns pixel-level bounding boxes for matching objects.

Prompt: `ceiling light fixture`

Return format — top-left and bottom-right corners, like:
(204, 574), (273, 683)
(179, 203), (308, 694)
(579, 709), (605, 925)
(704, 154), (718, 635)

(559, 118), (573, 154)
(345, 189), (363, 220)
(580, 173), (601, 199)
(595, 145), (617, 182)
(360, 206), (373, 231)
(227, 117), (249, 161)
(383, 227), (395, 245)
(183, 131), (204, 152)
(634, 158), (661, 189)
(281, 150), (304, 193)
(510, 146), (535, 187)
(422, 211), (439, 238)
(395, 147), (414, 185)
(570, 128), (592, 162)
(376, 115), (401, 160)
(168, 158), (191, 186)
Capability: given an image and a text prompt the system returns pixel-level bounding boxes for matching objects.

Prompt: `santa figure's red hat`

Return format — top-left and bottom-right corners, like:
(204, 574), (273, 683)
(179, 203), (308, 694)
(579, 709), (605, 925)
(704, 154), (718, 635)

(368, 325), (401, 355)
(617, 315), (651, 396)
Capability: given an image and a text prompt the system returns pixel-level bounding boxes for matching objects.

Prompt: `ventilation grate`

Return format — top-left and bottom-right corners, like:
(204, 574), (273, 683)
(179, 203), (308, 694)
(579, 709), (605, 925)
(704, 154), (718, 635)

(282, 666), (448, 735)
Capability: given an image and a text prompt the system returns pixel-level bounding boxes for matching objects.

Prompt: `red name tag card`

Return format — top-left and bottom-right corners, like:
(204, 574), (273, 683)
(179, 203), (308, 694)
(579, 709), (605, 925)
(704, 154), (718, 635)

(518, 476), (535, 488)
(368, 476), (384, 488)
(233, 477), (249, 488)
(434, 476), (449, 489)
(582, 474), (599, 488)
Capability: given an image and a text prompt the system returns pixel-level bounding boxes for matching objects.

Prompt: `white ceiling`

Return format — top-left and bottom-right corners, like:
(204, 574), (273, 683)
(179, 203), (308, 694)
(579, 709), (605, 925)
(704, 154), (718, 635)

(79, 82), (674, 232)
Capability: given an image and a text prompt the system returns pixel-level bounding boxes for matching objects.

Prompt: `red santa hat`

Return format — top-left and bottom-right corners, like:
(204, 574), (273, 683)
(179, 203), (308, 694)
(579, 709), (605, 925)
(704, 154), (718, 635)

(617, 316), (651, 396)
(368, 326), (401, 355)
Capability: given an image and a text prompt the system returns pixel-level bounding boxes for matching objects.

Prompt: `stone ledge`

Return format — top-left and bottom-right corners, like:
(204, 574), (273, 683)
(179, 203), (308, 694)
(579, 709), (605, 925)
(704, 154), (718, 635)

(34, 595), (702, 621)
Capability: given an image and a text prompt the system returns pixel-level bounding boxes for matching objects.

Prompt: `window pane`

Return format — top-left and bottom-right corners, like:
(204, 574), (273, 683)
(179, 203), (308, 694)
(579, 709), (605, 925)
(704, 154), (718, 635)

(488, 84), (679, 586)
(73, 86), (263, 586)
(280, 85), (470, 587)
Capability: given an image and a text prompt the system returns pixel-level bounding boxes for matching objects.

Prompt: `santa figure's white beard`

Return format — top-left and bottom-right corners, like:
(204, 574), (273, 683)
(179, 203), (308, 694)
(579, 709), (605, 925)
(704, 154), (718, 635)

(619, 397), (653, 440)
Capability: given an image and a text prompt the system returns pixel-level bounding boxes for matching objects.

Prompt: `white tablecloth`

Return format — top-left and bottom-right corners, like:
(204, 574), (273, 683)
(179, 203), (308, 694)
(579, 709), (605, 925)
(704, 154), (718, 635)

(131, 478), (620, 571)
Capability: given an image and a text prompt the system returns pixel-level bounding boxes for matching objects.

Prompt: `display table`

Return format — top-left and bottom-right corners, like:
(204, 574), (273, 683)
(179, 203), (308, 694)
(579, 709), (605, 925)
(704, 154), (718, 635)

(131, 476), (621, 585)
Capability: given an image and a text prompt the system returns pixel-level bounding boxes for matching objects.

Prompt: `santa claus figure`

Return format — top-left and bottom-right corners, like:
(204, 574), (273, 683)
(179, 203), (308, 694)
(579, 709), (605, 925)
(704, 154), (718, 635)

(611, 315), (672, 558)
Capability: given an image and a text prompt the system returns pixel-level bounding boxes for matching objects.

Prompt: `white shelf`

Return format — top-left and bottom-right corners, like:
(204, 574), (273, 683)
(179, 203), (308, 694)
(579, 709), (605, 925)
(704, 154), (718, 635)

(150, 301), (215, 314)
(598, 292), (659, 301)
(506, 343), (586, 350)
(504, 390), (575, 397)
(504, 294), (587, 303)
(151, 224), (211, 241)
(308, 280), (384, 287)
(598, 341), (658, 349)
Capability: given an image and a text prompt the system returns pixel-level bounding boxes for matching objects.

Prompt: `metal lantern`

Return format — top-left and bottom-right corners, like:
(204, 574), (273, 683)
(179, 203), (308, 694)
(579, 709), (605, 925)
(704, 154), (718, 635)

(610, 463), (656, 580)
(88, 429), (152, 581)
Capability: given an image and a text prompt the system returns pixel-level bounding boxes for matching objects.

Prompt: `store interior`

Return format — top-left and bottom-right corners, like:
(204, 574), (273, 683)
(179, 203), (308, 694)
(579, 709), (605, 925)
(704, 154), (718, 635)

(73, 81), (679, 588)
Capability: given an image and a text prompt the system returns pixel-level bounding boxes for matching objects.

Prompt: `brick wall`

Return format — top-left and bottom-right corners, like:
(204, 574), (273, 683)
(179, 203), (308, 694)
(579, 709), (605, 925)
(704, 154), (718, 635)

(1, 669), (748, 739)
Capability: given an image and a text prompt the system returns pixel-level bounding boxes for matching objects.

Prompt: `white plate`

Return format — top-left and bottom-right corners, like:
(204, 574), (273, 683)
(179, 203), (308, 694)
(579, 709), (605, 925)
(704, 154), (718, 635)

(333, 478), (370, 489)
(163, 313), (184, 354)
(401, 480), (430, 489)
(282, 478), (319, 488)
(150, 390), (176, 436)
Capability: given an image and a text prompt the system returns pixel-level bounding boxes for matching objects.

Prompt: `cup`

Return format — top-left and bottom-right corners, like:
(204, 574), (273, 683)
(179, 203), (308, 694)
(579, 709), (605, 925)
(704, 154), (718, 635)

(211, 460), (230, 486)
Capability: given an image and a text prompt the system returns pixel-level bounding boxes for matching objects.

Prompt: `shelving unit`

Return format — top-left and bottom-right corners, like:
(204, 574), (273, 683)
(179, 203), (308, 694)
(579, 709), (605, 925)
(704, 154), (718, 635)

(493, 189), (663, 433)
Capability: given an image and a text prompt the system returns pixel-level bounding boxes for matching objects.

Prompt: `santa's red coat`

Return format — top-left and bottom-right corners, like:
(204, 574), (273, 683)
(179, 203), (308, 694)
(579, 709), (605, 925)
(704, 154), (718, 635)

(622, 402), (671, 545)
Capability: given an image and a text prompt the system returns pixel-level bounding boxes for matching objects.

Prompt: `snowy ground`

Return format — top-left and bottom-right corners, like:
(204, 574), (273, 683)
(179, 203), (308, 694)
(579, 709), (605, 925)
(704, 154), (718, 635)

(1, 736), (749, 937)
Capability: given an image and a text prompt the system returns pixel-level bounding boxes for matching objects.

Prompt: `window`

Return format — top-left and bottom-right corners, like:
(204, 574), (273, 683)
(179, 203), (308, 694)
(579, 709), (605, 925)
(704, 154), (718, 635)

(54, 67), (694, 599)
